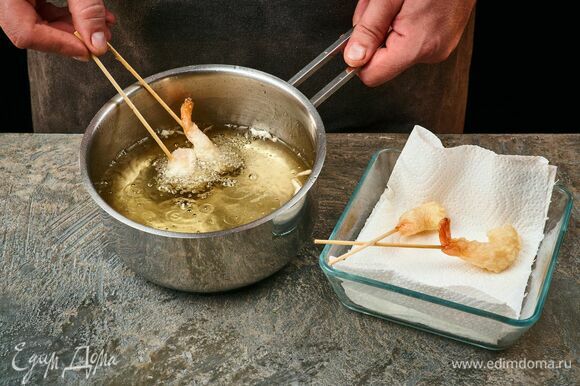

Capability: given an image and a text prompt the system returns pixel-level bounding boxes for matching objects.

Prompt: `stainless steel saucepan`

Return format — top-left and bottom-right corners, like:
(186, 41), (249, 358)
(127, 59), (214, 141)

(80, 29), (356, 292)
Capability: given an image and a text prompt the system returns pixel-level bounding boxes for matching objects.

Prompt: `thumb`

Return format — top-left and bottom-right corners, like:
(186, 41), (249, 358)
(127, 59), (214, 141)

(344, 0), (402, 68)
(68, 0), (109, 55)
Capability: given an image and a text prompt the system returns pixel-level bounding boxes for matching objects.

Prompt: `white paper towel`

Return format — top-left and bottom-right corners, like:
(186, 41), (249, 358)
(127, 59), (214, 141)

(336, 126), (557, 318)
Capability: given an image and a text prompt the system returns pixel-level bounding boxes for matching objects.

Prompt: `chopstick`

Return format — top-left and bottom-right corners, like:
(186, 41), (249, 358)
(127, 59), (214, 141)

(73, 32), (173, 160)
(106, 42), (184, 129)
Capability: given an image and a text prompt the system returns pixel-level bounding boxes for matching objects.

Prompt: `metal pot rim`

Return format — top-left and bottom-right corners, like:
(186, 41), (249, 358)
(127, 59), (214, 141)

(80, 64), (326, 239)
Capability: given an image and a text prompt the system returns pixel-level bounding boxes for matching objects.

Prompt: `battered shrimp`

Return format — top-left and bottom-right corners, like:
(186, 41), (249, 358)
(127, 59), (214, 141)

(396, 201), (446, 236)
(438, 218), (521, 273)
(164, 147), (197, 178)
(179, 97), (220, 162)
(158, 98), (244, 194)
(164, 98), (238, 178)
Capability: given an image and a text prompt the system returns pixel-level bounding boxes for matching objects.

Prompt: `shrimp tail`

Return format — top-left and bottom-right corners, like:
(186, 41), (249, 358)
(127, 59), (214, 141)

(180, 97), (194, 130)
(438, 217), (464, 257)
(438, 217), (521, 273)
(180, 97), (204, 145)
(438, 217), (452, 247)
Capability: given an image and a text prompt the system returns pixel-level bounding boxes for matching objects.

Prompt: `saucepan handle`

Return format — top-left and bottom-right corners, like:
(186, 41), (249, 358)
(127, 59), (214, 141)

(288, 27), (359, 108)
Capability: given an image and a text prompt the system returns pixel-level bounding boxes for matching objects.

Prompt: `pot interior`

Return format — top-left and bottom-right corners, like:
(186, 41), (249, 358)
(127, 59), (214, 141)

(85, 65), (324, 183)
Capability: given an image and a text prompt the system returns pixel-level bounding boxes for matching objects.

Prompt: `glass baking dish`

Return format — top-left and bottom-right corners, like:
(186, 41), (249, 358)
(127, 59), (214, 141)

(319, 149), (573, 350)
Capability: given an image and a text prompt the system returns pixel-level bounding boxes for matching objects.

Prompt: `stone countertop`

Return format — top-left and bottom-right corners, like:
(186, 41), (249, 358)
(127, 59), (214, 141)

(0, 133), (578, 385)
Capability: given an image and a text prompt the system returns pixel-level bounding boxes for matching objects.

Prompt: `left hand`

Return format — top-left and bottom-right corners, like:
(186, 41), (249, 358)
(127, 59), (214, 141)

(343, 0), (476, 87)
(0, 0), (115, 59)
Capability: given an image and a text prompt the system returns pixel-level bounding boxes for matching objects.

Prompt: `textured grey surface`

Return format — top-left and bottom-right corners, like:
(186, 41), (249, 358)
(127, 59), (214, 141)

(0, 133), (578, 385)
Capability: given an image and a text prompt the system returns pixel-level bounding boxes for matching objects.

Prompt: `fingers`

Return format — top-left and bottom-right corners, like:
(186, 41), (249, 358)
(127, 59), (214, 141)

(344, 0), (403, 68)
(0, 0), (89, 57)
(352, 0), (370, 25)
(357, 31), (417, 87)
(105, 9), (116, 25)
(37, 0), (114, 38)
(25, 23), (90, 58)
(36, 0), (70, 21)
(354, 0), (476, 87)
(68, 0), (111, 55)
(0, 0), (115, 58)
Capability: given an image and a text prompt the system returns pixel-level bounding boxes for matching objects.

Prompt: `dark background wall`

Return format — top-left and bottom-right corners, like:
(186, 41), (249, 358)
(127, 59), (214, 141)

(1, 2), (577, 134)
(463, 2), (575, 134)
(1, 29), (32, 133)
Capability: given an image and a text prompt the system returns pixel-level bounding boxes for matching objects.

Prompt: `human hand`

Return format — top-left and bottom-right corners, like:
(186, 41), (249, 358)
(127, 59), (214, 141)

(344, 0), (476, 86)
(0, 0), (115, 60)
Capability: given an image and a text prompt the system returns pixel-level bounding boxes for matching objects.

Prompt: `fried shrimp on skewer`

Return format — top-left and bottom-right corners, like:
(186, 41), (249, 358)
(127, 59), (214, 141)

(179, 97), (221, 162)
(329, 201), (446, 265)
(165, 98), (244, 178)
(165, 98), (220, 177)
(438, 218), (521, 273)
(158, 98), (244, 193)
(396, 201), (447, 236)
(324, 205), (520, 273)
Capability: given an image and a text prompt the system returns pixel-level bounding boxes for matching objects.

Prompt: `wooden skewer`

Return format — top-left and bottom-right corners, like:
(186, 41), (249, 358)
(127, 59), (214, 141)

(314, 239), (442, 249)
(106, 42), (184, 129)
(329, 228), (398, 265)
(325, 236), (442, 266)
(73, 32), (173, 160)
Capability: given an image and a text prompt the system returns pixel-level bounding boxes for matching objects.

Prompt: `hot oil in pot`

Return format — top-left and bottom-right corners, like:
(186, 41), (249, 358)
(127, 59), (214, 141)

(96, 125), (311, 233)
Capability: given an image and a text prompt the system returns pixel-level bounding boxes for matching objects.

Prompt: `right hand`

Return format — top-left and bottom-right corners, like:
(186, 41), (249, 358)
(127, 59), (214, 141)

(343, 0), (475, 87)
(0, 0), (115, 60)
